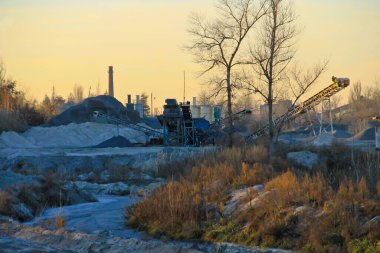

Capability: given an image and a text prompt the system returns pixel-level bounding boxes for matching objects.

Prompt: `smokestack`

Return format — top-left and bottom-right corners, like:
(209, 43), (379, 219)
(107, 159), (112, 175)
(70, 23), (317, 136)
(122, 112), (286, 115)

(108, 66), (114, 97)
(126, 94), (134, 111)
(193, 97), (197, 106)
(135, 95), (143, 117)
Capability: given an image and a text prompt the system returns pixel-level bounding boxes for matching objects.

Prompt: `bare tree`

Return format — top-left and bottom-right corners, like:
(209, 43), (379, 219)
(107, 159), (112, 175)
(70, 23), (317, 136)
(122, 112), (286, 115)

(349, 81), (362, 104)
(187, 0), (267, 147)
(140, 92), (151, 116)
(244, 0), (326, 145)
(0, 61), (20, 111)
(198, 90), (215, 105)
(67, 84), (84, 104)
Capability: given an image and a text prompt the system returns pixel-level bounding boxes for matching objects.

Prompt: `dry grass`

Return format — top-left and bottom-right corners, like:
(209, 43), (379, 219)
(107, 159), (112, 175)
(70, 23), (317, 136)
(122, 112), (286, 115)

(302, 173), (331, 207)
(55, 207), (66, 229)
(0, 190), (12, 215)
(127, 162), (235, 239)
(265, 170), (302, 206)
(246, 145), (269, 163)
(127, 144), (380, 251)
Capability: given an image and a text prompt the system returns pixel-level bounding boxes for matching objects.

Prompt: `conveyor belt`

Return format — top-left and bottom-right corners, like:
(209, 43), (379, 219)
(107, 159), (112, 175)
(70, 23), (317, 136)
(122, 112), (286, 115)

(246, 76), (350, 141)
(92, 111), (163, 138)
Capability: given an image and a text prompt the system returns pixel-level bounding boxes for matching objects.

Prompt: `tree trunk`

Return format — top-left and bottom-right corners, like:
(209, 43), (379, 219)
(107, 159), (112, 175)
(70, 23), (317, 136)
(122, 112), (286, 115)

(268, 80), (275, 154)
(226, 67), (234, 148)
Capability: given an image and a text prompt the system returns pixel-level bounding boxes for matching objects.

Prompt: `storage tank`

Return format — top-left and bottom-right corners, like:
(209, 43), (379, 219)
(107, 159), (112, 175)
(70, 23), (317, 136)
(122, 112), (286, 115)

(200, 105), (212, 122)
(193, 97), (197, 106)
(214, 106), (222, 122)
(191, 105), (200, 118)
(135, 95), (144, 117)
(208, 106), (214, 122)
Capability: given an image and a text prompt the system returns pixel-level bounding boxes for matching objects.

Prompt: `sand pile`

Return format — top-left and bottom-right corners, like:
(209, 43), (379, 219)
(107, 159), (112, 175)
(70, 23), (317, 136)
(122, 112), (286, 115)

(0, 122), (147, 148)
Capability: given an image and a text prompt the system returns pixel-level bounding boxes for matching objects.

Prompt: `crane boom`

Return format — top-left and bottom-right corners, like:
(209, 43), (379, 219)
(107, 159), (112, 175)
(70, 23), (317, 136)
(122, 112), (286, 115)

(246, 76), (350, 141)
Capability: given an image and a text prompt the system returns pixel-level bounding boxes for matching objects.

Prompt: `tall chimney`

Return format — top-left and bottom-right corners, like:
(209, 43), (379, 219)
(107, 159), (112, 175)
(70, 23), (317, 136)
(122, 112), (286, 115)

(108, 66), (114, 97)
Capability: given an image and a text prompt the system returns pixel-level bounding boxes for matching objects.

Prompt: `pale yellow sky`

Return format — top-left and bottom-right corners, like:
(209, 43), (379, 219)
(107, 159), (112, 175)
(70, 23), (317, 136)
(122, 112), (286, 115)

(0, 0), (379, 107)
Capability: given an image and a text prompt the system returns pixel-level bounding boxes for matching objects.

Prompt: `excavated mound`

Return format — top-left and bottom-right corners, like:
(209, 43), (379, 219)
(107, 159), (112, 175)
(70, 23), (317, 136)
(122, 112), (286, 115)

(92, 136), (134, 148)
(46, 95), (140, 126)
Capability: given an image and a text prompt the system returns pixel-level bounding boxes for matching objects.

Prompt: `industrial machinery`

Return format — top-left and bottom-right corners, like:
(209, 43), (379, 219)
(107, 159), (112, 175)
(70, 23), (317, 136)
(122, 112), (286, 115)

(369, 117), (380, 150)
(246, 76), (350, 141)
(160, 99), (198, 146)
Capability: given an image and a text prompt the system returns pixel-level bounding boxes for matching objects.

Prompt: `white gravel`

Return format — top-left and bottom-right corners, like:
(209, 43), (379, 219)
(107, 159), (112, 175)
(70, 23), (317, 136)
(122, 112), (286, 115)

(0, 122), (148, 148)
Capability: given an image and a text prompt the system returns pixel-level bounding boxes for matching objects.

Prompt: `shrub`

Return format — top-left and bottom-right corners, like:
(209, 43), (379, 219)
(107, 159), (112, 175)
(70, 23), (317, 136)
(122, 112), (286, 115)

(239, 162), (268, 187)
(302, 173), (331, 207)
(265, 170), (301, 206)
(350, 239), (378, 253)
(358, 177), (369, 201)
(203, 222), (244, 243)
(55, 207), (66, 229)
(127, 145), (380, 252)
(127, 162), (236, 239)
(0, 110), (24, 132)
(127, 180), (202, 239)
(0, 190), (12, 215)
(245, 145), (268, 163)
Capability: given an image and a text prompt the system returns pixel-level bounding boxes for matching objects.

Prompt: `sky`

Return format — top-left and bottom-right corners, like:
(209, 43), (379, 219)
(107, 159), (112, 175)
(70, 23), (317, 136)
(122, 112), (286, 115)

(0, 0), (379, 108)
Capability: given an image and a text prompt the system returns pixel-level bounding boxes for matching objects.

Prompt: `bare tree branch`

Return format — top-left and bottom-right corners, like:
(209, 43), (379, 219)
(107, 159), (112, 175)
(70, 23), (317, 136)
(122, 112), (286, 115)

(186, 0), (268, 147)
(242, 0), (327, 147)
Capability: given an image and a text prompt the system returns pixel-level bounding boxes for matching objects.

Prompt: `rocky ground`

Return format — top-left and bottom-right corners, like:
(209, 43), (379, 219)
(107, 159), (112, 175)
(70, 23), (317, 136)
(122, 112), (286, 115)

(0, 217), (291, 253)
(0, 144), (296, 252)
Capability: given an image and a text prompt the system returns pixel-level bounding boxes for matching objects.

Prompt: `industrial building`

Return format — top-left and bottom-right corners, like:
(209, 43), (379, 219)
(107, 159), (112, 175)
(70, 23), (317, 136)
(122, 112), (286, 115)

(190, 97), (223, 124)
(259, 100), (292, 119)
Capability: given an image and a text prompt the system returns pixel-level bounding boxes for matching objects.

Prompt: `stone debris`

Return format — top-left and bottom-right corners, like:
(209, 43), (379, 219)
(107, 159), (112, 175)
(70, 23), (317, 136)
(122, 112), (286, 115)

(66, 181), (131, 196)
(224, 185), (265, 216)
(0, 122), (147, 149)
(287, 151), (319, 170)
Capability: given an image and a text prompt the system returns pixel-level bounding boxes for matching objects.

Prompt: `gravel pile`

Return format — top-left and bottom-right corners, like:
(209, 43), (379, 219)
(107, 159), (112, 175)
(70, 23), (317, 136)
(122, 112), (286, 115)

(0, 122), (147, 148)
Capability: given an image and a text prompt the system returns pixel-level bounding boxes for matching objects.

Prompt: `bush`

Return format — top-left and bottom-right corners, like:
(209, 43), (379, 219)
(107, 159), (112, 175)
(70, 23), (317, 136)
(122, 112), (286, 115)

(302, 173), (331, 207)
(350, 239), (378, 253)
(245, 145), (269, 163)
(0, 190), (12, 215)
(0, 110), (24, 132)
(265, 170), (302, 206)
(55, 207), (66, 229)
(127, 180), (202, 239)
(127, 145), (380, 252)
